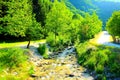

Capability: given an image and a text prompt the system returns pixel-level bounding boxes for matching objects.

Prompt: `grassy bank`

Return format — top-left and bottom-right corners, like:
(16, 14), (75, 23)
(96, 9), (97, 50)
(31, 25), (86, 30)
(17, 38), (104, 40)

(75, 42), (120, 79)
(0, 39), (46, 48)
(0, 48), (35, 79)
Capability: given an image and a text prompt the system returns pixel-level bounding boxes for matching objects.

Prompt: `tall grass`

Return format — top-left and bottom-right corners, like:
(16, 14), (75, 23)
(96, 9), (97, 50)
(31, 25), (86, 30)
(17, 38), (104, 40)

(75, 42), (120, 78)
(0, 48), (28, 69)
(0, 48), (35, 79)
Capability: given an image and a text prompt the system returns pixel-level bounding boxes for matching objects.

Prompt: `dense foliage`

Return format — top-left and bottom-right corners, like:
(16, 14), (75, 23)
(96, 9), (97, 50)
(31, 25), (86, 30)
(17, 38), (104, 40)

(79, 12), (102, 41)
(45, 0), (73, 48)
(45, 0), (102, 51)
(106, 11), (120, 39)
(68, 0), (120, 29)
(0, 0), (102, 47)
(0, 0), (43, 41)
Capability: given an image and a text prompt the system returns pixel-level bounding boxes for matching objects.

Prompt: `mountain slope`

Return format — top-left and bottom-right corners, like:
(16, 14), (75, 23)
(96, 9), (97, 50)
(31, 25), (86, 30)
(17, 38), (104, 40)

(67, 0), (120, 29)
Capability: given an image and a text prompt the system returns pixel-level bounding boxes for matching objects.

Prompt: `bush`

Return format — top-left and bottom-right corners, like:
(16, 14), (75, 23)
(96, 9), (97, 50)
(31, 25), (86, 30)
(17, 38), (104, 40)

(38, 44), (48, 58)
(46, 32), (72, 52)
(0, 48), (28, 69)
(84, 54), (96, 70)
(46, 32), (56, 47)
(95, 64), (104, 74)
(75, 42), (90, 64)
(109, 55), (120, 76)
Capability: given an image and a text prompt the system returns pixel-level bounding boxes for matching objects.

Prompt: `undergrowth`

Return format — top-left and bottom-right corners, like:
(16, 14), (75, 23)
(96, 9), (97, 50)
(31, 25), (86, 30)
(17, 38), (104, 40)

(0, 48), (34, 79)
(75, 42), (120, 79)
(0, 48), (28, 69)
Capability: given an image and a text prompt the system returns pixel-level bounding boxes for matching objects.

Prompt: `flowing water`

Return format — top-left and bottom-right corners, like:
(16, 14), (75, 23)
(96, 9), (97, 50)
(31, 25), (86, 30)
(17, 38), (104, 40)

(27, 44), (94, 80)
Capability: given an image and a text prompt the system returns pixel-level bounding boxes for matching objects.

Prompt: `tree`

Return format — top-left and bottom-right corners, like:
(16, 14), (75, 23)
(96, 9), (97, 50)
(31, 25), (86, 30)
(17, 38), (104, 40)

(0, 0), (8, 34)
(106, 11), (120, 42)
(26, 17), (43, 48)
(45, 0), (73, 45)
(69, 14), (84, 43)
(0, 0), (33, 37)
(0, 0), (43, 48)
(38, 0), (52, 26)
(79, 12), (102, 41)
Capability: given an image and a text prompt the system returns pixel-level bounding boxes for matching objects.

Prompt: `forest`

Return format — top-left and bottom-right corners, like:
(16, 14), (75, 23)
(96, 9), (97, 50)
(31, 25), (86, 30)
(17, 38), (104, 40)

(69, 0), (120, 29)
(0, 0), (120, 80)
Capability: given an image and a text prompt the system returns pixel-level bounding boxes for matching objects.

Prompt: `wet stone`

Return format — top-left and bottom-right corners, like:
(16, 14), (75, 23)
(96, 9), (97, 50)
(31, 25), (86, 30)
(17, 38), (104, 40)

(68, 74), (75, 77)
(30, 74), (37, 77)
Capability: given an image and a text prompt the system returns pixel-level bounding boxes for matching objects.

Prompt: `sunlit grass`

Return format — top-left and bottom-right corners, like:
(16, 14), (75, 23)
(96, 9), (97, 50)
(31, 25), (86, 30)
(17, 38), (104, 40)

(0, 39), (46, 48)
(0, 48), (35, 80)
(0, 62), (34, 80)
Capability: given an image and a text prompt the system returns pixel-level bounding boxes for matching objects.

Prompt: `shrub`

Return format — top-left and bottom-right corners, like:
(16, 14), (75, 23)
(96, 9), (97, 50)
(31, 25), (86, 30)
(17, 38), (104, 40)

(0, 48), (28, 69)
(106, 50), (120, 76)
(84, 54), (96, 70)
(38, 43), (48, 58)
(46, 32), (62, 51)
(46, 32), (72, 52)
(46, 32), (56, 47)
(95, 64), (104, 74)
(75, 42), (90, 64)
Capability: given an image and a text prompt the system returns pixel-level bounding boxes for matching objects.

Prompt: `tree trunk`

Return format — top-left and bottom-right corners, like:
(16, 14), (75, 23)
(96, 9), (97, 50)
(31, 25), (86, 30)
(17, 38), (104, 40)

(112, 36), (116, 43)
(118, 38), (120, 44)
(27, 40), (30, 48)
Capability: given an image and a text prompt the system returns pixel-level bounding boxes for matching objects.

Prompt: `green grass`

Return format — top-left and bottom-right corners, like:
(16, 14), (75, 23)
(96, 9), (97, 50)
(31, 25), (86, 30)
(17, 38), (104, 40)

(0, 48), (28, 69)
(0, 48), (35, 79)
(0, 39), (46, 48)
(75, 42), (120, 78)
(0, 48), (28, 79)
(0, 39), (46, 79)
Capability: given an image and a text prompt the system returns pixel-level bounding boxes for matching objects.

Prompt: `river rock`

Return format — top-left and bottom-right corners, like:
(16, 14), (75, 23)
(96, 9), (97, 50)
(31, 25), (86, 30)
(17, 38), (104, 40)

(68, 74), (74, 77)
(30, 74), (37, 77)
